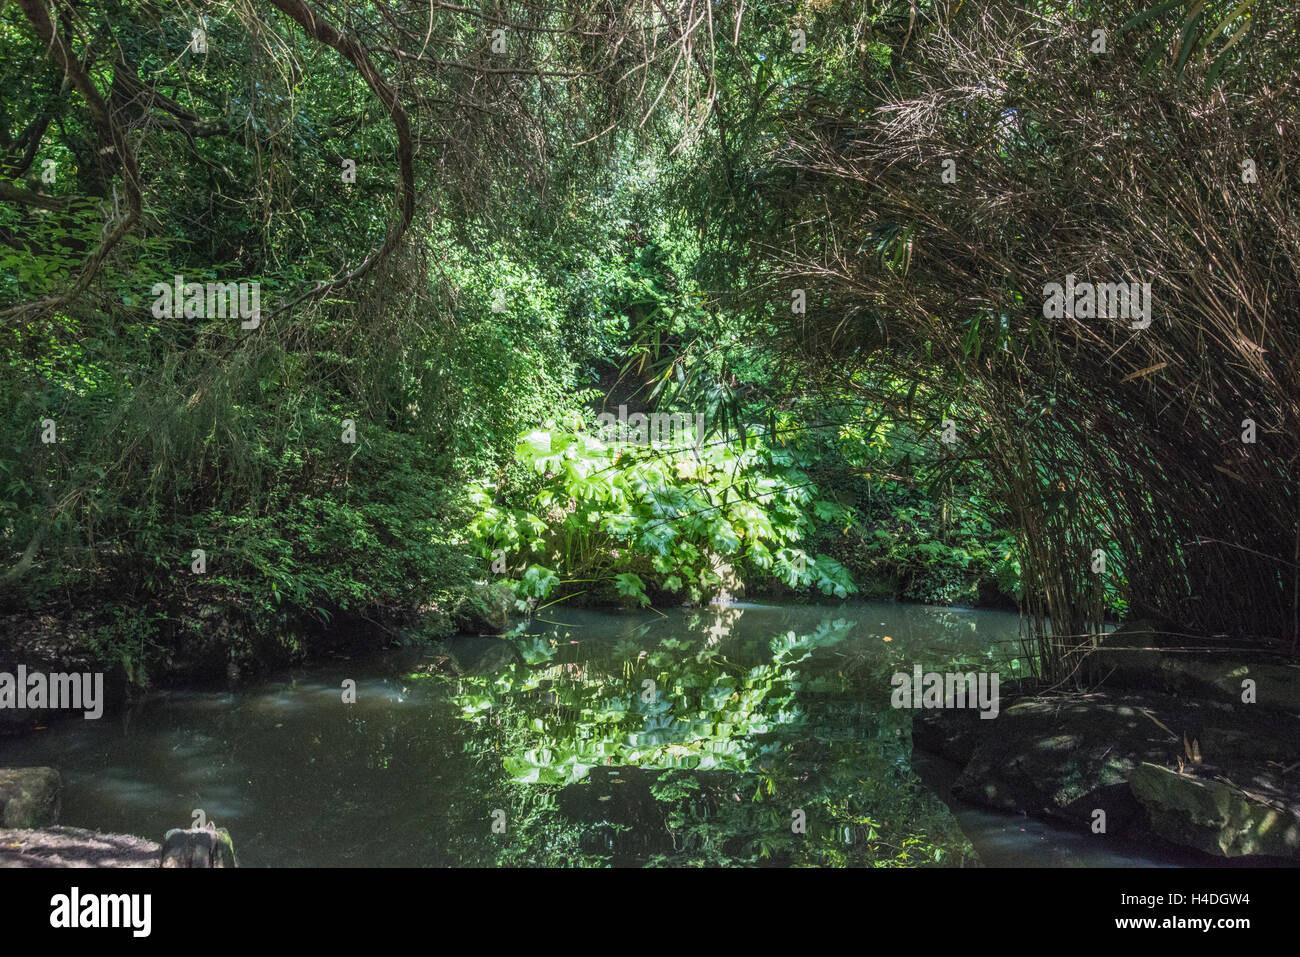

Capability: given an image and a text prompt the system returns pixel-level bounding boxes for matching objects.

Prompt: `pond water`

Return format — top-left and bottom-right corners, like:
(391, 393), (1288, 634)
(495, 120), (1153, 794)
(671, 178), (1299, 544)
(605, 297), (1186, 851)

(0, 601), (1199, 866)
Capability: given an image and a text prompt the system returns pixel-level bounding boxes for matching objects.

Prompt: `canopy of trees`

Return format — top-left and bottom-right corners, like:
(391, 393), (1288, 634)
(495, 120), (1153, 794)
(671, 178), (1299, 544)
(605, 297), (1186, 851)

(2, 0), (1295, 683)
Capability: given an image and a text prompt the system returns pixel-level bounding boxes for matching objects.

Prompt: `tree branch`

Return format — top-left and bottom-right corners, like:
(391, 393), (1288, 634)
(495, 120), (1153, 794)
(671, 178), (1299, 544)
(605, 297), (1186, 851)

(265, 0), (415, 320)
(3, 0), (142, 323)
(0, 179), (68, 211)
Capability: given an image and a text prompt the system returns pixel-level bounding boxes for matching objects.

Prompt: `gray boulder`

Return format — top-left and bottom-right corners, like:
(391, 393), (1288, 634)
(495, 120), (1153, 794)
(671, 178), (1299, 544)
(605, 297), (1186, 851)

(468, 582), (517, 632)
(0, 767), (60, 827)
(1129, 762), (1300, 859)
(160, 824), (237, 867)
(945, 694), (1165, 831)
(915, 685), (1300, 859)
(1086, 621), (1300, 714)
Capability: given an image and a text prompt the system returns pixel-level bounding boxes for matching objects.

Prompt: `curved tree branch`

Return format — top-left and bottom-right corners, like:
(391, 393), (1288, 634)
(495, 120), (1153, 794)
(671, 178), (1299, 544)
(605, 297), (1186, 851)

(2, 0), (142, 323)
(264, 0), (416, 322)
(0, 179), (68, 211)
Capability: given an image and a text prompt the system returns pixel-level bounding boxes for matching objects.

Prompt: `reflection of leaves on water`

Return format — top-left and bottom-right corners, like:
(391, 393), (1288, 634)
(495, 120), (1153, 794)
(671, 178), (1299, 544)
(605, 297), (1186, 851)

(517, 635), (559, 665)
(769, 618), (857, 664)
(447, 618), (978, 867)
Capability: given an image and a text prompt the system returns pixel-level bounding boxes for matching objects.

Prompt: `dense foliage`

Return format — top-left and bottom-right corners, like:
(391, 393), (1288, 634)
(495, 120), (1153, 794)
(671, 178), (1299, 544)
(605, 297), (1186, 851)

(2, 0), (1294, 692)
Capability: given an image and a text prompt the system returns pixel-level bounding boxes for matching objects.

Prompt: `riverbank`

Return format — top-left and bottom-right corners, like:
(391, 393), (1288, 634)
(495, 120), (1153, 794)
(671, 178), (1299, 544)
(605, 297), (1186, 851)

(0, 827), (160, 867)
(911, 621), (1300, 862)
(0, 567), (1022, 735)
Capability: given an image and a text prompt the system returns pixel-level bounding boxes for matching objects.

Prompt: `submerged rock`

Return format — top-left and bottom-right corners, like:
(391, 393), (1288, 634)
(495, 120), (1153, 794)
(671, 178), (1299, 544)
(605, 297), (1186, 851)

(0, 767), (61, 827)
(1129, 763), (1300, 859)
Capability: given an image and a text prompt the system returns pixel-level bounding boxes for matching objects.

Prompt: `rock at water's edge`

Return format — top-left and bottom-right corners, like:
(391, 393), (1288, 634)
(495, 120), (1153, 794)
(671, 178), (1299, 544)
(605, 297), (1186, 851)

(0, 826), (159, 867)
(1129, 763), (1300, 859)
(468, 581), (517, 632)
(0, 767), (61, 828)
(160, 825), (238, 867)
(1086, 621), (1300, 714)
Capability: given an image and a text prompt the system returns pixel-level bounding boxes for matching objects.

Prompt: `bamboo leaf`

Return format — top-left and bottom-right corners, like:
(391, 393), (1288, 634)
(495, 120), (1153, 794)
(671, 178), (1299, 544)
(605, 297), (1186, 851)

(1118, 0), (1190, 34)
(1173, 7), (1205, 78)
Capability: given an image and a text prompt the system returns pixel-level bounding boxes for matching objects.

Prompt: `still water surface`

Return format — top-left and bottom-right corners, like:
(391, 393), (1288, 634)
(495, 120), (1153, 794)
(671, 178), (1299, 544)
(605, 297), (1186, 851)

(1, 601), (1195, 866)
